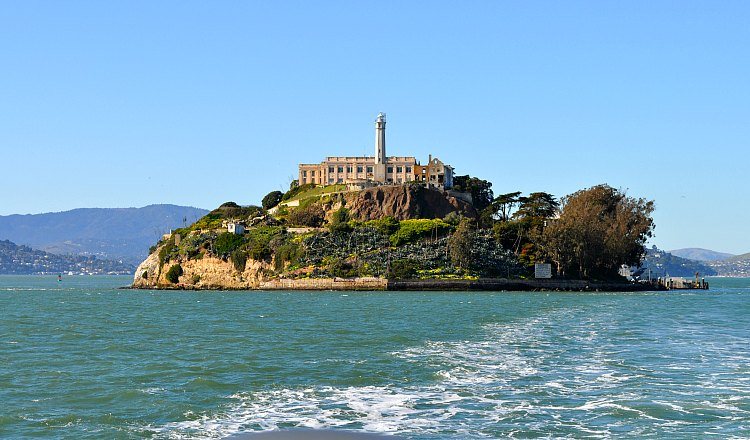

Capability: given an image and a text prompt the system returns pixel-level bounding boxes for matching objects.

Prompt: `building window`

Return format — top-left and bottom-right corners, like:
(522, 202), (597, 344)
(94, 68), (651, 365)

(367, 166), (373, 173)
(396, 166), (402, 173)
(338, 166), (344, 173)
(337, 178), (343, 183)
(346, 166), (352, 173)
(328, 166), (334, 173)
(406, 166), (412, 173)
(357, 166), (363, 173)
(387, 167), (393, 173)
(302, 170), (307, 177)
(329, 178), (334, 184)
(397, 178), (402, 183)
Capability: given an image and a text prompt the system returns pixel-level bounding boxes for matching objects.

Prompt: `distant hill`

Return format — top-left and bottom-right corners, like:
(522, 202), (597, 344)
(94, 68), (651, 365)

(722, 252), (750, 262)
(708, 253), (750, 277)
(669, 248), (735, 262)
(641, 247), (717, 278)
(0, 205), (208, 265)
(0, 240), (133, 275)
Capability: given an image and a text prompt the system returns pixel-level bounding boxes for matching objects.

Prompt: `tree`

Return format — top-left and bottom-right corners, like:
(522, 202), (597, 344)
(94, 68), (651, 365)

(448, 218), (477, 270)
(453, 175), (494, 212)
(515, 192), (559, 222)
(491, 192), (559, 256)
(539, 184), (654, 279)
(262, 191), (283, 210)
(492, 191), (522, 222)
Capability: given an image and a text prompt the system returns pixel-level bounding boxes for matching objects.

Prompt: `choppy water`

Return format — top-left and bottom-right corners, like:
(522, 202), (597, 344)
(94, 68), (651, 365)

(1, 276), (749, 439)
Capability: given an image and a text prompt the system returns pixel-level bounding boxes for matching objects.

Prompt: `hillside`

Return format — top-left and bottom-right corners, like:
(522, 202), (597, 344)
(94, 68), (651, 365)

(0, 204), (208, 265)
(133, 182), (659, 291)
(640, 247), (717, 278)
(708, 253), (750, 277)
(133, 186), (520, 289)
(669, 248), (735, 262)
(0, 240), (133, 275)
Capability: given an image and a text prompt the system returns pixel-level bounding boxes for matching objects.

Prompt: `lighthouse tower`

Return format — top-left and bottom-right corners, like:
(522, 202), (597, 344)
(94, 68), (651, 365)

(374, 112), (387, 182)
(375, 112), (386, 164)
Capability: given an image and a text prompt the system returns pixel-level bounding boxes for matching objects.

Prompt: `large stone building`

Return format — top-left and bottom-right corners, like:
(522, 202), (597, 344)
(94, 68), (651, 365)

(298, 113), (454, 189)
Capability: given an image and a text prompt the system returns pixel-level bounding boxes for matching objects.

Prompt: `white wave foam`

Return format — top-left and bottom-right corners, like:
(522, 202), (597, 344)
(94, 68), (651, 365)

(148, 308), (750, 439)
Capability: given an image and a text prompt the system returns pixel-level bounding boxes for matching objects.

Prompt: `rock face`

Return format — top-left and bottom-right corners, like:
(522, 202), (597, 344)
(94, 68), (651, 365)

(132, 241), (274, 289)
(344, 185), (476, 221)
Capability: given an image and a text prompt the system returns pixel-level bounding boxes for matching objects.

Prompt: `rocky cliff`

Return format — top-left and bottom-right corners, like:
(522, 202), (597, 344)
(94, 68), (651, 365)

(133, 242), (274, 289)
(343, 185), (476, 221)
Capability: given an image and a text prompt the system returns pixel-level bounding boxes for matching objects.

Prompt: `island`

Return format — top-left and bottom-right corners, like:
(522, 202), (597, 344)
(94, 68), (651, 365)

(132, 115), (656, 291)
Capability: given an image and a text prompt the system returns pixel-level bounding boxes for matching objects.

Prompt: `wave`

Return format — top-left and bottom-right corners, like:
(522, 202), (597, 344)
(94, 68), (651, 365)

(147, 308), (750, 439)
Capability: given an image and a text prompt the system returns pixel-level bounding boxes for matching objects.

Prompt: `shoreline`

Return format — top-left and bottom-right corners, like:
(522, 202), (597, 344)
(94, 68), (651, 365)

(126, 277), (666, 292)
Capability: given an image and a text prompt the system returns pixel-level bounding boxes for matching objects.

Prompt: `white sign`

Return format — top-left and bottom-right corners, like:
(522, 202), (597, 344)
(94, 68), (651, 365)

(535, 263), (552, 279)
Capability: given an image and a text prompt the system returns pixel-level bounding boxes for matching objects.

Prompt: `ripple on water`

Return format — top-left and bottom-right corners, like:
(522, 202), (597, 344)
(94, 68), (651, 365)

(149, 305), (750, 439)
(4, 278), (750, 439)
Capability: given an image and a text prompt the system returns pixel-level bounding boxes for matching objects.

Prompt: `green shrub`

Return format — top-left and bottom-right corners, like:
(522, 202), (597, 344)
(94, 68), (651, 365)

(443, 211), (463, 225)
(247, 240), (271, 261)
(390, 219), (452, 246)
(166, 264), (183, 283)
(328, 207), (352, 234)
(247, 226), (284, 259)
(214, 232), (245, 258)
(366, 216), (400, 236)
(387, 259), (420, 279)
(158, 236), (177, 265)
(231, 250), (248, 272)
(191, 212), (224, 231)
(191, 274), (201, 284)
(275, 242), (302, 271)
(287, 203), (325, 227)
(328, 258), (358, 278)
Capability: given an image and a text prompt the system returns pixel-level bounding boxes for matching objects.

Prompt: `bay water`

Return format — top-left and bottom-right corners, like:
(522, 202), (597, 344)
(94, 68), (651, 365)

(1, 276), (749, 438)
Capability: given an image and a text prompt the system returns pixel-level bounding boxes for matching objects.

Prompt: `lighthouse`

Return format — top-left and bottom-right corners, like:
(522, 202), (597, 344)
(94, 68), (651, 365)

(375, 112), (386, 164)
(373, 112), (388, 182)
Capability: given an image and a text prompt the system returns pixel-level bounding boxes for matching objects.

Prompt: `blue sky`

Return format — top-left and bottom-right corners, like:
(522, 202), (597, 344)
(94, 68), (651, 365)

(1, 1), (748, 253)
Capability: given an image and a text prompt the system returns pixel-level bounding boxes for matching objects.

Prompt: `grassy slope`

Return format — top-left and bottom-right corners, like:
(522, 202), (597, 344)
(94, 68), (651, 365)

(283, 185), (347, 203)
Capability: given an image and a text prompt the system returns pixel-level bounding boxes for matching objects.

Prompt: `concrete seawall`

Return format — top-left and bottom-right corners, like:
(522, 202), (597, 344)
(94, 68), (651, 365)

(253, 277), (661, 292)
(386, 278), (663, 292)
